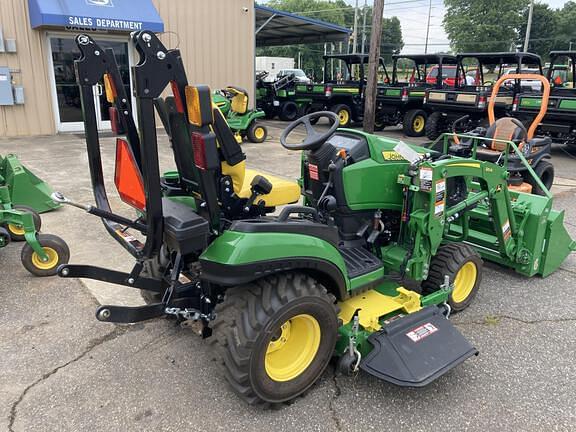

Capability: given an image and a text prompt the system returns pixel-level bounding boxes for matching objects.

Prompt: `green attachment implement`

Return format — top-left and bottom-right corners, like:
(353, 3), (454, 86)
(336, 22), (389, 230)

(0, 154), (60, 214)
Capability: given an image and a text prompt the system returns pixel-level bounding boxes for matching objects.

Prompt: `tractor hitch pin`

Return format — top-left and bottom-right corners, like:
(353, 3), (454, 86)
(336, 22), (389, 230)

(51, 192), (91, 211)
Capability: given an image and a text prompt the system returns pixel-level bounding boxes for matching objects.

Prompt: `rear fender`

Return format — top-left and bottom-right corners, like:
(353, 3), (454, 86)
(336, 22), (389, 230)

(199, 230), (349, 299)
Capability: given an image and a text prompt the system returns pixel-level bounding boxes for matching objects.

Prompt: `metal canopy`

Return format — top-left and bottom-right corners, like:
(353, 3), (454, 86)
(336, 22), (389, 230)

(255, 5), (351, 47)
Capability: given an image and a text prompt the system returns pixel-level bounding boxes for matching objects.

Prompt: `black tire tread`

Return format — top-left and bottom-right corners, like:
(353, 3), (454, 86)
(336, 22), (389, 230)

(210, 272), (338, 405)
(421, 243), (482, 312)
(425, 112), (444, 140)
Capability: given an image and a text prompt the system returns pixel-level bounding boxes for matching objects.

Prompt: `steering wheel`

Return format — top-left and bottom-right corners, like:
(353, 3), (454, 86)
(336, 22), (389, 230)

(509, 117), (528, 144)
(280, 111), (339, 151)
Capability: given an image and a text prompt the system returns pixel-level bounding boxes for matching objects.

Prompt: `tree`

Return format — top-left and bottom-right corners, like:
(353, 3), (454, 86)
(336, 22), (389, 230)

(555, 1), (576, 51)
(443, 0), (529, 53)
(256, 0), (403, 80)
(517, 3), (559, 60)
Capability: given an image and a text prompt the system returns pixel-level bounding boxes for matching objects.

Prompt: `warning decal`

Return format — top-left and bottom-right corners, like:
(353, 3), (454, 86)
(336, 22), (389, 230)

(406, 323), (438, 342)
(420, 167), (433, 191)
(434, 179), (446, 217)
(308, 164), (319, 181)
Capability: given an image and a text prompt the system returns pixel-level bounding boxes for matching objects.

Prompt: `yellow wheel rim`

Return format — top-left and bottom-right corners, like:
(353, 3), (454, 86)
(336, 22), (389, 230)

(31, 247), (60, 271)
(452, 261), (477, 303)
(338, 109), (349, 125)
(7, 224), (25, 236)
(413, 115), (425, 133)
(254, 126), (265, 140)
(265, 314), (321, 382)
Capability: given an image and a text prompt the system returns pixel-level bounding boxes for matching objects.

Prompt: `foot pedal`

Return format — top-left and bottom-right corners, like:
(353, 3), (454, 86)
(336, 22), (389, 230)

(360, 306), (478, 387)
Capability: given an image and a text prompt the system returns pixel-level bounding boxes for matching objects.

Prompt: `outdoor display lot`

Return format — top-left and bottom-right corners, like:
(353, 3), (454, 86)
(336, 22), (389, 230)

(1, 121), (576, 431)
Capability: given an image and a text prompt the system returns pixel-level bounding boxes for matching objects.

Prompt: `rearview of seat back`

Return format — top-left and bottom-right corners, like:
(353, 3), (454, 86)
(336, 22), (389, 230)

(226, 86), (249, 114)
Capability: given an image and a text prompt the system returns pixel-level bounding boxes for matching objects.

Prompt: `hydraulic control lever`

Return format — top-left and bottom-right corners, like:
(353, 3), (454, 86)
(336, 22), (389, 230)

(243, 175), (273, 212)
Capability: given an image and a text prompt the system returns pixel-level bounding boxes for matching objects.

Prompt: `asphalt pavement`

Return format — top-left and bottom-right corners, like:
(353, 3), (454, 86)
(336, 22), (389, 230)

(1, 122), (576, 431)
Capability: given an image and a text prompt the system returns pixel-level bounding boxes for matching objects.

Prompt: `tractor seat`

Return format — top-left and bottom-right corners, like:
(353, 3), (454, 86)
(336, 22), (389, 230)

(221, 161), (300, 207)
(476, 117), (525, 161)
(226, 86), (249, 115)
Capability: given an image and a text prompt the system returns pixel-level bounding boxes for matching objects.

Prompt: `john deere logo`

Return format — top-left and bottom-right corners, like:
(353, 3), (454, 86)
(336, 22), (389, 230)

(86, 0), (114, 6)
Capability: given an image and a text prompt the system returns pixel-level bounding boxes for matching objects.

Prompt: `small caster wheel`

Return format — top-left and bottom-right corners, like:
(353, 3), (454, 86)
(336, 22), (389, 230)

(4, 205), (42, 241)
(337, 351), (360, 376)
(21, 233), (70, 277)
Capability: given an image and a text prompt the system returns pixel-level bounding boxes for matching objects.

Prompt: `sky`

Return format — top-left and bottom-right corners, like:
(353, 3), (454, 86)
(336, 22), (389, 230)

(372, 0), (571, 54)
(261, 0), (571, 54)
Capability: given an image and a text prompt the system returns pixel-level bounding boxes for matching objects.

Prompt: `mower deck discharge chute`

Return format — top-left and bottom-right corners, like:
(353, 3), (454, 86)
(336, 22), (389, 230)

(59, 33), (575, 405)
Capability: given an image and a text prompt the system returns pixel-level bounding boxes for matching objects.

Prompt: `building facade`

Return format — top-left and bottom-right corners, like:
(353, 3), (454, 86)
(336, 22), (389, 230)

(0, 0), (255, 137)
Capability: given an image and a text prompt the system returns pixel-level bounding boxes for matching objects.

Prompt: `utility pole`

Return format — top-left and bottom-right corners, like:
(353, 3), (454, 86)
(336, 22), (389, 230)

(523, 0), (534, 52)
(424, 0), (432, 54)
(352, 0), (359, 53)
(363, 0), (385, 133)
(361, 0), (368, 55)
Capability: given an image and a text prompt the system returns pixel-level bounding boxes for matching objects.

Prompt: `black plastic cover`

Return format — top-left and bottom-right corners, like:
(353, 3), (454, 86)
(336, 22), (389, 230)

(360, 306), (478, 387)
(162, 198), (209, 256)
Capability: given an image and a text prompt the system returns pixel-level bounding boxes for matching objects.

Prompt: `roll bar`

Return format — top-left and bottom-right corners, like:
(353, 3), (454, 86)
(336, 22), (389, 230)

(488, 73), (550, 140)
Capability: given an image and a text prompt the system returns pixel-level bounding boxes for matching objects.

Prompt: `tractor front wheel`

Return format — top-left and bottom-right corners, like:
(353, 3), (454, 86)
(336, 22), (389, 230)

(5, 205), (42, 242)
(21, 234), (70, 277)
(403, 109), (427, 137)
(247, 122), (268, 143)
(422, 243), (483, 312)
(211, 272), (339, 405)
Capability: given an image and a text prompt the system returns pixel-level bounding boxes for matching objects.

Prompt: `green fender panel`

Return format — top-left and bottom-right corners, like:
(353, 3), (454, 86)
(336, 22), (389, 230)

(199, 231), (350, 297)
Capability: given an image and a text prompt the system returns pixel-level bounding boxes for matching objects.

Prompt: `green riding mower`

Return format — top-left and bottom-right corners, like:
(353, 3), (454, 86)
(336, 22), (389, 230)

(58, 33), (575, 406)
(212, 86), (268, 143)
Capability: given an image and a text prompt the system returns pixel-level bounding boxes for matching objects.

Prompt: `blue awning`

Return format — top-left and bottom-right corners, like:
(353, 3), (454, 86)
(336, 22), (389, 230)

(28, 0), (164, 33)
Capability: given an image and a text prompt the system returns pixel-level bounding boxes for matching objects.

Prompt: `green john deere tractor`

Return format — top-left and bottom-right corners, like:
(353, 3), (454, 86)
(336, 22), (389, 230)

(212, 86), (268, 143)
(58, 33), (575, 406)
(0, 153), (69, 275)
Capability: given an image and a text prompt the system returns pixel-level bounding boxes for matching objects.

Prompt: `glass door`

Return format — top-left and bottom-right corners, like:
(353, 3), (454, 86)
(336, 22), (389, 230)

(49, 36), (132, 132)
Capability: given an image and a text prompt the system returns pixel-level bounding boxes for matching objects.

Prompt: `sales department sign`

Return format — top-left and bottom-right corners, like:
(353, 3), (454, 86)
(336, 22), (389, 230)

(66, 16), (144, 31)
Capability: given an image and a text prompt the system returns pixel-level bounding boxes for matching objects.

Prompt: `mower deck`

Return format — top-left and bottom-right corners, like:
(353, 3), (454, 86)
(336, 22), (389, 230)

(361, 306), (478, 387)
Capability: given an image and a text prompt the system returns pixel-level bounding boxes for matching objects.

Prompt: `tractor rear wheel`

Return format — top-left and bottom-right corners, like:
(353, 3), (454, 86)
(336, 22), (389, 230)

(331, 104), (352, 127)
(21, 234), (70, 277)
(422, 243), (483, 312)
(425, 112), (444, 140)
(525, 160), (554, 196)
(246, 122), (268, 143)
(403, 109), (427, 137)
(5, 205), (41, 242)
(211, 272), (339, 405)
(279, 101), (299, 121)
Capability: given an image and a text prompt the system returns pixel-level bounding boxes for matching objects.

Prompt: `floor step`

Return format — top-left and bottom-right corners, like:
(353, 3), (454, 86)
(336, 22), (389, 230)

(339, 246), (383, 278)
